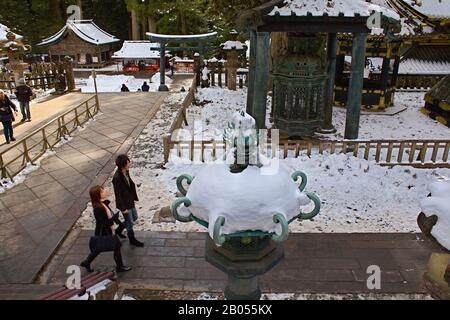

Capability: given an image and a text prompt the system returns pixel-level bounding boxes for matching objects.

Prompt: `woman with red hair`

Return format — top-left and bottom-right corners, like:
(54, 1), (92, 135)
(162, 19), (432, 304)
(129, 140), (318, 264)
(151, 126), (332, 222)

(80, 185), (131, 273)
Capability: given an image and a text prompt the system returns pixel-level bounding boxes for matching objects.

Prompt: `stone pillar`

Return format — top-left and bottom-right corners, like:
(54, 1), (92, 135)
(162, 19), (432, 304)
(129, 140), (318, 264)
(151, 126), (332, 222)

(319, 32), (338, 133)
(159, 43), (169, 91)
(226, 50), (238, 91)
(344, 33), (367, 140)
(251, 32), (270, 129)
(246, 30), (257, 115)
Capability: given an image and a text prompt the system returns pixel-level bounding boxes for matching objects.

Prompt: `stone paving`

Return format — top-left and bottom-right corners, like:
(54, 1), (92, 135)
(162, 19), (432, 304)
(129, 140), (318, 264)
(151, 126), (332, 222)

(0, 91), (168, 284)
(44, 231), (444, 296)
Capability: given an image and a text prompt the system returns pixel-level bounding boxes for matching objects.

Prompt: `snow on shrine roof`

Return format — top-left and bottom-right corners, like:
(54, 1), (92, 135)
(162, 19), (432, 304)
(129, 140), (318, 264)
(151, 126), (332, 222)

(399, 45), (450, 75)
(112, 41), (161, 59)
(402, 0), (450, 19)
(0, 23), (23, 42)
(37, 20), (120, 46)
(221, 40), (247, 51)
(269, 0), (400, 20)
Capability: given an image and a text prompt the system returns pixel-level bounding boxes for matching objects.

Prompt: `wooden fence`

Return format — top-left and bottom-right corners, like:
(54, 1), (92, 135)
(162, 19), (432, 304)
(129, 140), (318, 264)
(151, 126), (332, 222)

(0, 95), (101, 182)
(162, 78), (197, 161)
(163, 137), (450, 168)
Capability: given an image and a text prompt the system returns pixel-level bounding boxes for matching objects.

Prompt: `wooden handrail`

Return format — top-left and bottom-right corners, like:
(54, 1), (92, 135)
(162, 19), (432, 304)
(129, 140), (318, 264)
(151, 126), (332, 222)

(0, 95), (100, 181)
(164, 137), (450, 168)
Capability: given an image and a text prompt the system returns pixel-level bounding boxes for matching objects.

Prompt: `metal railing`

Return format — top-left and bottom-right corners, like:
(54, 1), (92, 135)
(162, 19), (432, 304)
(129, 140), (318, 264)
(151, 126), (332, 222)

(164, 138), (450, 168)
(0, 95), (101, 182)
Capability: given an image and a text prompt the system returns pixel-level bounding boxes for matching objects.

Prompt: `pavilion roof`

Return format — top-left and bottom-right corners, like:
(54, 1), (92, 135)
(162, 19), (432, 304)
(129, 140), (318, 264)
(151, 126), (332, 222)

(239, 0), (401, 34)
(112, 41), (162, 59)
(37, 20), (120, 46)
(399, 45), (450, 75)
(401, 0), (450, 20)
(269, 0), (399, 20)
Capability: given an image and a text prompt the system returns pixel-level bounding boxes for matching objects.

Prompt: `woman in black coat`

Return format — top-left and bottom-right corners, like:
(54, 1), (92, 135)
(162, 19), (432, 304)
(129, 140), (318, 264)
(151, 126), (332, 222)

(80, 186), (131, 273)
(0, 90), (18, 144)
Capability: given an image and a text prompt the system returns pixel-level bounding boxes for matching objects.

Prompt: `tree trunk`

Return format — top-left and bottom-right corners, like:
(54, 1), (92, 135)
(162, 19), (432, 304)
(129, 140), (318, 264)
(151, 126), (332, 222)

(131, 9), (140, 40)
(77, 0), (83, 19)
(148, 16), (157, 33)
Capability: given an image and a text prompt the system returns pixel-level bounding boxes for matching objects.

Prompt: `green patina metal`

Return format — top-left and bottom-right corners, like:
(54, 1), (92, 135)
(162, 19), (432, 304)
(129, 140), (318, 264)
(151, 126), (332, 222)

(169, 115), (321, 300)
(176, 174), (193, 196)
(272, 34), (328, 137)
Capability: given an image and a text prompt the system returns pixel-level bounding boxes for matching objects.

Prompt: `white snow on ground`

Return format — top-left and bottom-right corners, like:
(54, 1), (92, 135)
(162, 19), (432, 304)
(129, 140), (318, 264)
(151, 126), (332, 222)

(69, 279), (112, 300)
(185, 89), (450, 141)
(195, 292), (432, 300)
(76, 87), (450, 234)
(76, 73), (172, 93)
(160, 153), (449, 233)
(420, 181), (450, 250)
(330, 92), (450, 140)
(8, 88), (55, 105)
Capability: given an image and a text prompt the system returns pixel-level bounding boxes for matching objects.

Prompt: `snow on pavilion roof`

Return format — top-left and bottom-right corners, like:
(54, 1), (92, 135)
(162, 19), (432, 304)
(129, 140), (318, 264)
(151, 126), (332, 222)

(37, 20), (120, 46)
(112, 41), (162, 59)
(402, 0), (450, 20)
(399, 45), (450, 75)
(268, 0), (400, 20)
(0, 23), (23, 42)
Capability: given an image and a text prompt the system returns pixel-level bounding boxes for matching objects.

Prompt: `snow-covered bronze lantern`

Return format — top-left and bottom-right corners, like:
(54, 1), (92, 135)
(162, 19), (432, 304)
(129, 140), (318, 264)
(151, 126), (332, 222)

(170, 111), (320, 299)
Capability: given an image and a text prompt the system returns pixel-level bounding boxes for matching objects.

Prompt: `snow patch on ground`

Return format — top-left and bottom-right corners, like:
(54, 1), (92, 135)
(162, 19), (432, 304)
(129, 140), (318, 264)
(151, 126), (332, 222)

(196, 292), (432, 300)
(160, 153), (449, 233)
(76, 87), (450, 234)
(76, 73), (172, 93)
(420, 181), (450, 250)
(330, 92), (450, 140)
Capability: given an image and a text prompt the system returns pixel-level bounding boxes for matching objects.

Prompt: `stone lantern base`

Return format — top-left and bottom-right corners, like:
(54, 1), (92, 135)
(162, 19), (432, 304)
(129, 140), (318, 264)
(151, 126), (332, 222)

(205, 236), (284, 300)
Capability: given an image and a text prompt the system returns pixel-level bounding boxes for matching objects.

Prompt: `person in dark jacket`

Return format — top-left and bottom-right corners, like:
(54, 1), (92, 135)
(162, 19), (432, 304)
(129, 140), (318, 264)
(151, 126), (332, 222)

(80, 185), (131, 273)
(120, 84), (130, 92)
(141, 81), (150, 92)
(112, 155), (144, 247)
(14, 79), (33, 122)
(0, 90), (18, 144)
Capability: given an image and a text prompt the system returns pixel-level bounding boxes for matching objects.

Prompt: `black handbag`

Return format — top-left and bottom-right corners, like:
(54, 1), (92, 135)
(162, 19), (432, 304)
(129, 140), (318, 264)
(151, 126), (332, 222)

(89, 227), (121, 253)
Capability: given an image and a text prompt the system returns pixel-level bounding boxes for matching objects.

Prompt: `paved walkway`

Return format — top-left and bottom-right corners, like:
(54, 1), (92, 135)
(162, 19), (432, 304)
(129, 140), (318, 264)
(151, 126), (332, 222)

(44, 231), (444, 296)
(0, 91), (168, 284)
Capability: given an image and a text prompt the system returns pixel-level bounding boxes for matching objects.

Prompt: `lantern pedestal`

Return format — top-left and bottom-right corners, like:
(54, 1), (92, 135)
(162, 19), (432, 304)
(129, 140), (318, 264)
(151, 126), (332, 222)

(205, 236), (284, 300)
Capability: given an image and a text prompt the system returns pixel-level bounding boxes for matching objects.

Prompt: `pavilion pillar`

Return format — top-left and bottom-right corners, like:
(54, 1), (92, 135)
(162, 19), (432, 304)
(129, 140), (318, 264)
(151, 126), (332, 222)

(159, 43), (169, 91)
(344, 33), (367, 140)
(319, 32), (338, 133)
(246, 30), (257, 115)
(391, 56), (400, 87)
(250, 32), (270, 129)
(379, 57), (391, 108)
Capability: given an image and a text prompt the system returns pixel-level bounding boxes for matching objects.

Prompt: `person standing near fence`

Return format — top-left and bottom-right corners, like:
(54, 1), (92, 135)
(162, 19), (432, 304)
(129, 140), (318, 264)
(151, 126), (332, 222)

(112, 155), (145, 247)
(15, 79), (33, 122)
(0, 90), (18, 144)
